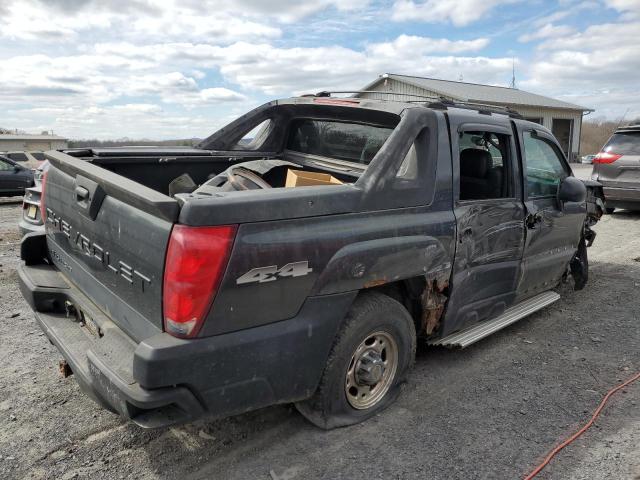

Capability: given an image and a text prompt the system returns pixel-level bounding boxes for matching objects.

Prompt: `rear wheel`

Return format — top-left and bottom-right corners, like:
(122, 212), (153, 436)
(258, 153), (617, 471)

(296, 292), (416, 429)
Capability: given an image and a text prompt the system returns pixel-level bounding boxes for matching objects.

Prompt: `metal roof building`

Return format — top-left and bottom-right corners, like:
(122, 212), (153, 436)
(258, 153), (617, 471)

(0, 134), (68, 152)
(357, 74), (593, 161)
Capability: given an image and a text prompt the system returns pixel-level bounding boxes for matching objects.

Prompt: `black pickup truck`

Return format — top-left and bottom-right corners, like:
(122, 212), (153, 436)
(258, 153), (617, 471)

(18, 95), (603, 429)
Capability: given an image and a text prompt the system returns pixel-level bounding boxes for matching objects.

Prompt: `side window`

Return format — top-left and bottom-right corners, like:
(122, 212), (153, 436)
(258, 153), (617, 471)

(396, 128), (430, 182)
(232, 119), (273, 150)
(396, 144), (417, 180)
(523, 131), (567, 197)
(458, 131), (511, 201)
(8, 152), (27, 162)
(0, 159), (13, 171)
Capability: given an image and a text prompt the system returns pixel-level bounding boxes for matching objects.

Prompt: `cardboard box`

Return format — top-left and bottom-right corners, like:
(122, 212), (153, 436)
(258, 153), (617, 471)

(285, 169), (343, 188)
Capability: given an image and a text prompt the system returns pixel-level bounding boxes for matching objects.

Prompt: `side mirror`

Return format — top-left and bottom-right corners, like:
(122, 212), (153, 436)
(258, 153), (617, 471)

(13, 165), (21, 172)
(558, 176), (586, 203)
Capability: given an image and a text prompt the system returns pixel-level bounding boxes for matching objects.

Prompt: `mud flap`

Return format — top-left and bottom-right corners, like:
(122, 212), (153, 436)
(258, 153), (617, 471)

(570, 235), (588, 290)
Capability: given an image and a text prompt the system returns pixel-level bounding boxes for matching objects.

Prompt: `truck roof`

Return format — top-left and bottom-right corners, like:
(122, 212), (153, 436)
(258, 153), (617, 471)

(278, 94), (525, 120)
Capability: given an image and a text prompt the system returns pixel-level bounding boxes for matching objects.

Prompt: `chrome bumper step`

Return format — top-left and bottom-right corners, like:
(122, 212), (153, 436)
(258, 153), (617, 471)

(427, 291), (560, 349)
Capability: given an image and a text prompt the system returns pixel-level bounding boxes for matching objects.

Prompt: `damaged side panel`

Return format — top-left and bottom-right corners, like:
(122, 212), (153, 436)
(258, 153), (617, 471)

(570, 180), (604, 290)
(420, 273), (450, 335)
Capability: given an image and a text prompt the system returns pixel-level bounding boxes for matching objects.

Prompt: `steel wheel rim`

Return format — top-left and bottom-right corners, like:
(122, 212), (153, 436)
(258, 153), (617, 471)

(345, 331), (398, 410)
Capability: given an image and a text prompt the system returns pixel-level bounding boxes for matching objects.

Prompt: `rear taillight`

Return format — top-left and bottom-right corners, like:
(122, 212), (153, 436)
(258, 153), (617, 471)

(593, 152), (622, 164)
(40, 171), (48, 219)
(162, 224), (237, 338)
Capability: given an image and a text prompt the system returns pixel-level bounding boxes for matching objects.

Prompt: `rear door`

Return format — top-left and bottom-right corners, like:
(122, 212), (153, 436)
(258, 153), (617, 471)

(515, 125), (585, 299)
(44, 153), (178, 341)
(593, 129), (640, 189)
(443, 117), (526, 336)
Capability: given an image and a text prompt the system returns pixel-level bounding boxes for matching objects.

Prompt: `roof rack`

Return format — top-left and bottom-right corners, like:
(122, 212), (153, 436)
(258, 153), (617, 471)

(301, 91), (524, 119)
(427, 99), (524, 119)
(304, 90), (442, 101)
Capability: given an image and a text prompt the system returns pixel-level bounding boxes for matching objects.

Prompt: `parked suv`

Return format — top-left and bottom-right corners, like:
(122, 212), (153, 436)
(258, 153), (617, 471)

(19, 95), (603, 429)
(592, 124), (640, 213)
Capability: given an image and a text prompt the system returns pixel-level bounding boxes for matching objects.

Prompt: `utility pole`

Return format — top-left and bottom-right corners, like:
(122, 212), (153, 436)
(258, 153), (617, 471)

(510, 58), (516, 89)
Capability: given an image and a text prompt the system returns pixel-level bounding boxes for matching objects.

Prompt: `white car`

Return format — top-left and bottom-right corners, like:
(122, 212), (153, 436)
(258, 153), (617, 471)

(581, 154), (596, 164)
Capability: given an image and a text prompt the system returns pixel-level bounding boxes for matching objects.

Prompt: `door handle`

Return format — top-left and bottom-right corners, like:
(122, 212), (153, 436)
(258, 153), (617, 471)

(75, 186), (90, 202)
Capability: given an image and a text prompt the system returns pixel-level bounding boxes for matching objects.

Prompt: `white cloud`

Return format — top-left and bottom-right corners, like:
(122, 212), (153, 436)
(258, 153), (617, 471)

(522, 20), (640, 118)
(531, 2), (598, 27)
(198, 88), (246, 103)
(5, 101), (249, 140)
(391, 0), (518, 26)
(3, 0), (634, 139)
(0, 0), (282, 43)
(90, 38), (510, 96)
(519, 23), (575, 42)
(205, 0), (371, 23)
(128, 8), (281, 42)
(366, 35), (490, 55)
(0, 0), (373, 43)
(605, 0), (640, 19)
(0, 55), (246, 111)
(0, 1), (113, 40)
(0, 31), (510, 137)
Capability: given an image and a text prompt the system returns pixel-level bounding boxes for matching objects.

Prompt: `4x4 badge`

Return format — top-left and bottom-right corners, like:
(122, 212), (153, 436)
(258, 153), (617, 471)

(236, 261), (313, 285)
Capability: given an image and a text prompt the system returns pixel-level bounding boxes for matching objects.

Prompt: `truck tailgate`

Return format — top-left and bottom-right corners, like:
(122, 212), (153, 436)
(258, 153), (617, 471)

(43, 152), (177, 341)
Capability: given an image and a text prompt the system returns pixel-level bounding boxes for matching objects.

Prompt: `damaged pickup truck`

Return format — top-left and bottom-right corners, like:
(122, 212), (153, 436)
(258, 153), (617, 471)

(18, 94), (604, 429)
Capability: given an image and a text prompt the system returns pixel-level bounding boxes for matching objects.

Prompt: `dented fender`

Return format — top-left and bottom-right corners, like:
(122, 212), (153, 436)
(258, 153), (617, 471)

(311, 236), (452, 296)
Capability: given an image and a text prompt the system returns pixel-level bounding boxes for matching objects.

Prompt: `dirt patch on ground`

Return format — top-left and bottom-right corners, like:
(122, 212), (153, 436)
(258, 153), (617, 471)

(0, 194), (638, 480)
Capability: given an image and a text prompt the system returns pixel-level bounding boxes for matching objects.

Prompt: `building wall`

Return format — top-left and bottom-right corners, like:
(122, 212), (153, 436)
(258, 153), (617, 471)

(513, 107), (583, 159)
(359, 78), (457, 103)
(358, 80), (584, 160)
(0, 139), (68, 151)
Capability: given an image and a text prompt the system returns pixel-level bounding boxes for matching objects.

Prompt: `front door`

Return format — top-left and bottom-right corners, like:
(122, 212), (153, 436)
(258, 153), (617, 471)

(516, 126), (585, 300)
(442, 121), (526, 336)
(0, 157), (23, 193)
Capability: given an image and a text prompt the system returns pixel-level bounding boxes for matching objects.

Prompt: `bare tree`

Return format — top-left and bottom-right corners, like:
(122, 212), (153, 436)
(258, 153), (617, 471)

(580, 119), (618, 155)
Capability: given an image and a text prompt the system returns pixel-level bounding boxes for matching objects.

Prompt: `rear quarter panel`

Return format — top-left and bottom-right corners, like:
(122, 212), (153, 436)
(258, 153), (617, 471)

(204, 206), (456, 336)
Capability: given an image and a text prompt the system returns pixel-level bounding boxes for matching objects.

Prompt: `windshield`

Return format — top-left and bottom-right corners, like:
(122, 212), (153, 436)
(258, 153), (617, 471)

(287, 119), (394, 165)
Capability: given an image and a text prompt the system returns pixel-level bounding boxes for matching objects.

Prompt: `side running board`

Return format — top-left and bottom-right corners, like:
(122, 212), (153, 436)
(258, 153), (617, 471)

(427, 291), (560, 349)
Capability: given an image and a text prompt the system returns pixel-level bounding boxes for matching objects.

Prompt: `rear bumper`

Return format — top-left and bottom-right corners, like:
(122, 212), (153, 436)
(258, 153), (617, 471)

(602, 186), (640, 209)
(19, 263), (205, 427)
(18, 217), (44, 237)
(18, 239), (355, 427)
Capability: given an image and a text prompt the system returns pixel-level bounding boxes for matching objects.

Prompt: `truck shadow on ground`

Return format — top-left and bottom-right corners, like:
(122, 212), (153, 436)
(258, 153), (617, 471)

(127, 257), (640, 480)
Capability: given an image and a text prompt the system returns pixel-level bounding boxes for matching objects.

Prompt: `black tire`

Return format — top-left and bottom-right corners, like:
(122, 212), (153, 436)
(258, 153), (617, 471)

(605, 207), (615, 214)
(295, 291), (416, 429)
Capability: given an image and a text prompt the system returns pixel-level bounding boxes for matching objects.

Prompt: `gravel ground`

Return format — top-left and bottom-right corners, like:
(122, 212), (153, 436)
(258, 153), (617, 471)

(0, 179), (639, 479)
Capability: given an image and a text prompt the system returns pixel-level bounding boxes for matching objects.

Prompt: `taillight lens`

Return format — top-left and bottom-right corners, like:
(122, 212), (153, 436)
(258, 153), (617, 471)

(163, 224), (237, 338)
(40, 170), (48, 220)
(593, 152), (622, 164)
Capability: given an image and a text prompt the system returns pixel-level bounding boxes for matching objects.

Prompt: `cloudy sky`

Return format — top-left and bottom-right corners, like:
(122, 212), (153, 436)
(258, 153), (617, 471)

(1, 0), (638, 139)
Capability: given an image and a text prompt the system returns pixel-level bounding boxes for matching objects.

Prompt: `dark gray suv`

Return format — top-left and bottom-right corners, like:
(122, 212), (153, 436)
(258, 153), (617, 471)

(592, 124), (640, 213)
